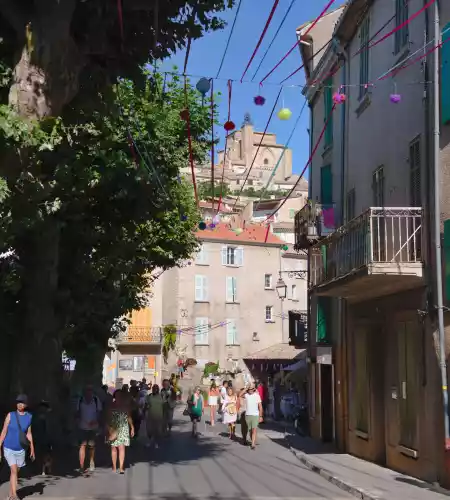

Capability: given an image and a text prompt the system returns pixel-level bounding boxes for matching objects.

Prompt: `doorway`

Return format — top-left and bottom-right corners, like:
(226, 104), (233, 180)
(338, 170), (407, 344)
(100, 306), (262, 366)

(321, 364), (334, 442)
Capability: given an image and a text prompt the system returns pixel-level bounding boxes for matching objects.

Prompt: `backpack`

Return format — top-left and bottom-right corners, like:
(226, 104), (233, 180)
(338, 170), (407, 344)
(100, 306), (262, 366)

(77, 396), (99, 412)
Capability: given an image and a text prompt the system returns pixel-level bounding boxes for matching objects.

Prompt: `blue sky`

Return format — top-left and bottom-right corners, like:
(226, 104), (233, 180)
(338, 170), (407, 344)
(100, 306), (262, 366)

(159, 0), (336, 176)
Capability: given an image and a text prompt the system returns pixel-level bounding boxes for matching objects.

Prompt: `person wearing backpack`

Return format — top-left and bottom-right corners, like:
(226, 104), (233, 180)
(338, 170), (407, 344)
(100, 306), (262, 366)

(75, 385), (102, 474)
(0, 394), (35, 500)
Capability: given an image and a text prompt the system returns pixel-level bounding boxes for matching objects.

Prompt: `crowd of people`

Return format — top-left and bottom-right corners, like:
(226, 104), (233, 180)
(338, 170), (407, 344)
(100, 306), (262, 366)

(0, 376), (266, 500)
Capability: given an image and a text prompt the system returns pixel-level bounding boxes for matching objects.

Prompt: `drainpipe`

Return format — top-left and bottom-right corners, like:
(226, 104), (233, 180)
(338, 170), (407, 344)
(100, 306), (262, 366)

(432, 0), (449, 446)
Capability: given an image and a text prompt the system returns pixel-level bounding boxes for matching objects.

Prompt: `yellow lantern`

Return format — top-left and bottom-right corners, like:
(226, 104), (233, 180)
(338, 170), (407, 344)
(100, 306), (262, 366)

(277, 108), (292, 121)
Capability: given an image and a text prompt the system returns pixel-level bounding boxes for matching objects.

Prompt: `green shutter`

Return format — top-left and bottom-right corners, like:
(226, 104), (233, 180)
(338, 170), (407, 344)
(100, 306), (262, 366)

(442, 24), (450, 125)
(320, 165), (333, 205)
(444, 219), (450, 302)
(317, 297), (331, 343)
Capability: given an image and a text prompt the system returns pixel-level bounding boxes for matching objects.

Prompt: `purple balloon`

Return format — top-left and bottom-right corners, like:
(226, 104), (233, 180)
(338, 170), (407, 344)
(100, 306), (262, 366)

(390, 94), (401, 103)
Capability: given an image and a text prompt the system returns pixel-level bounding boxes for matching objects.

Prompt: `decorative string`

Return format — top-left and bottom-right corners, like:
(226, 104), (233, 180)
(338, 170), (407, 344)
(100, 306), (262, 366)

(210, 79), (215, 211)
(184, 76), (199, 206)
(254, 99), (307, 211)
(240, 0), (281, 82)
(216, 0), (243, 78)
(217, 80), (233, 213)
(251, 0), (297, 82)
(231, 87), (282, 211)
(260, 0), (338, 85)
(117, 0), (124, 48)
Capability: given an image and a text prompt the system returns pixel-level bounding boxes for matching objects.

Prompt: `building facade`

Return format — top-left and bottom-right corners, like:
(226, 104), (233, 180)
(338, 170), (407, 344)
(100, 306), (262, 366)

(294, 0), (450, 486)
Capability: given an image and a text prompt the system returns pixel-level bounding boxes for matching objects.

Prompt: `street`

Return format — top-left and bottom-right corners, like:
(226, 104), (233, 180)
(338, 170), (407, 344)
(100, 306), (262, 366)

(0, 411), (352, 500)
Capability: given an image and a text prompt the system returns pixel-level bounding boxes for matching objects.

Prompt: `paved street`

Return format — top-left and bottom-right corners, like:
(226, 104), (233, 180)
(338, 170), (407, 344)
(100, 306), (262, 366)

(0, 411), (351, 500)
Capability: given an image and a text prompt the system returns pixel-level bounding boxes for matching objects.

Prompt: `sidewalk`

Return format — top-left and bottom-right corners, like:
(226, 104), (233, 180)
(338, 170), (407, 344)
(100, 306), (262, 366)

(260, 421), (450, 500)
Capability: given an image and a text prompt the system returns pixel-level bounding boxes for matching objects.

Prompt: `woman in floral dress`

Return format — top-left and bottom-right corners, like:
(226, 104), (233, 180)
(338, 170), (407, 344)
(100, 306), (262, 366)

(107, 390), (134, 474)
(222, 387), (238, 439)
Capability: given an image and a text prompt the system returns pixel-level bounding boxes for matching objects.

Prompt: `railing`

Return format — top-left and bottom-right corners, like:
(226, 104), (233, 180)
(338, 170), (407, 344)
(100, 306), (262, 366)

(294, 202), (336, 250)
(116, 326), (163, 344)
(310, 207), (422, 288)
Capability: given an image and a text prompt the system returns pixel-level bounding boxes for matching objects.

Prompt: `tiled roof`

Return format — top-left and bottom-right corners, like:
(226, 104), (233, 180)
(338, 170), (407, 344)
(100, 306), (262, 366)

(196, 223), (284, 245)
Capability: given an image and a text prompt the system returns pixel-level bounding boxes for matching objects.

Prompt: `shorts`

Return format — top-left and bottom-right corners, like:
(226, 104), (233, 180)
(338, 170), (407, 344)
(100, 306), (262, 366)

(190, 413), (202, 423)
(4, 448), (26, 468)
(245, 415), (260, 431)
(79, 430), (97, 447)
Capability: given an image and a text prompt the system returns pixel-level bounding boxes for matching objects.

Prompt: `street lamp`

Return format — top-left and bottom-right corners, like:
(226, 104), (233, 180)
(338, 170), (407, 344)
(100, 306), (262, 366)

(276, 274), (287, 300)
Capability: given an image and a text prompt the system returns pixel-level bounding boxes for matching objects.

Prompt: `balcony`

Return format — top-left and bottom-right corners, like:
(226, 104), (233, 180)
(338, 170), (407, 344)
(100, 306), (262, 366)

(115, 326), (162, 346)
(294, 202), (336, 250)
(310, 207), (424, 302)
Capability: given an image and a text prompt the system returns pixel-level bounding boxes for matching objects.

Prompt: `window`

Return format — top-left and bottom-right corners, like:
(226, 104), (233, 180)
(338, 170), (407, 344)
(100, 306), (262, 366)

(265, 306), (273, 322)
(320, 165), (333, 205)
(346, 188), (356, 222)
(264, 159), (269, 165)
(194, 275), (208, 302)
(372, 166), (385, 206)
(289, 311), (308, 346)
(354, 327), (369, 433)
(195, 317), (209, 345)
(394, 0), (409, 55)
(239, 140), (243, 159)
(226, 319), (238, 345)
(264, 274), (272, 289)
(324, 77), (333, 146)
(409, 137), (421, 207)
(133, 356), (145, 372)
(119, 359), (133, 370)
(291, 284), (297, 300)
(398, 321), (419, 449)
(359, 16), (370, 99)
(443, 24), (450, 124)
(289, 209), (296, 219)
(248, 179), (253, 186)
(195, 244), (208, 265)
(226, 276), (238, 303)
(222, 246), (244, 266)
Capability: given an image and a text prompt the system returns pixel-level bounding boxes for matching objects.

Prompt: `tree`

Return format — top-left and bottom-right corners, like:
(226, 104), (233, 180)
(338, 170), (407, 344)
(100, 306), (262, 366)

(0, 1), (231, 403)
(198, 181), (230, 200)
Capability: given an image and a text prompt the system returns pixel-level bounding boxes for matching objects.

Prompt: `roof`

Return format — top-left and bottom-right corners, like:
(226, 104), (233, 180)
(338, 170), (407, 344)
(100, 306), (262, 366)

(196, 223), (284, 245)
(296, 3), (347, 33)
(244, 343), (306, 360)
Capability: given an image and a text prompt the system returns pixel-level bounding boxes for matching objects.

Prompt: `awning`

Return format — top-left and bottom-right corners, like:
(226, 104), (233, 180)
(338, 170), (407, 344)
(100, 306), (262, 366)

(244, 343), (306, 361)
(282, 359), (306, 371)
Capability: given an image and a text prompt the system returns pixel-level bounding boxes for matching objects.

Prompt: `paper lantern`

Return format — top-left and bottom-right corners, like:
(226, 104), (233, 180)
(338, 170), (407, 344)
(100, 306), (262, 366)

(234, 228), (243, 235)
(198, 221), (207, 230)
(282, 245), (289, 251)
(212, 214), (221, 225)
(333, 92), (346, 104)
(254, 95), (266, 106)
(224, 120), (235, 132)
(180, 109), (189, 121)
(196, 77), (211, 96)
(390, 94), (401, 103)
(277, 108), (292, 121)
(181, 214), (187, 221)
(208, 223), (216, 229)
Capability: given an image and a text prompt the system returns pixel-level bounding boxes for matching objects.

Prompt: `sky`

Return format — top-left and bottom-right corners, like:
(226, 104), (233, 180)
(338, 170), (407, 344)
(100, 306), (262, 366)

(159, 0), (337, 177)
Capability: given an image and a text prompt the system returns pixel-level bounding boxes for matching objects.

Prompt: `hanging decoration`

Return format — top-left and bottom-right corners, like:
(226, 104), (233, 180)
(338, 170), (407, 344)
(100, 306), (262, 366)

(282, 245), (289, 251)
(390, 82), (401, 103)
(217, 80), (234, 214)
(213, 214), (221, 225)
(210, 79), (215, 211)
(224, 120), (236, 132)
(208, 223), (216, 230)
(234, 228), (243, 235)
(198, 221), (207, 230)
(254, 85), (266, 107)
(180, 109), (189, 121)
(332, 91), (346, 104)
(277, 107), (292, 120)
(196, 77), (211, 105)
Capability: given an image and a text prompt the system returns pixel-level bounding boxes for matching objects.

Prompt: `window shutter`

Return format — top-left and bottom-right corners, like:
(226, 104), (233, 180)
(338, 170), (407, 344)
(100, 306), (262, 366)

(195, 275), (203, 301)
(195, 317), (209, 344)
(226, 277), (233, 302)
(202, 276), (208, 301)
(221, 246), (227, 265)
(226, 320), (237, 345)
(320, 165), (333, 205)
(442, 24), (450, 125)
(232, 277), (237, 302)
(236, 248), (244, 266)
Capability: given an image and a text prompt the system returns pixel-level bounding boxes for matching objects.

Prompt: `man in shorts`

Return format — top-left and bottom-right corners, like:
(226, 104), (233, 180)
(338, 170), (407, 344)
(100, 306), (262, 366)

(239, 385), (263, 450)
(75, 385), (102, 473)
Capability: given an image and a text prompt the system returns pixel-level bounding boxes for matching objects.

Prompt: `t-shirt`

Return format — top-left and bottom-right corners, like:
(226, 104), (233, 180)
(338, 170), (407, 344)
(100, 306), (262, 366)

(190, 394), (203, 417)
(220, 387), (227, 401)
(244, 393), (262, 417)
(146, 394), (164, 419)
(4, 411), (32, 451)
(77, 397), (102, 430)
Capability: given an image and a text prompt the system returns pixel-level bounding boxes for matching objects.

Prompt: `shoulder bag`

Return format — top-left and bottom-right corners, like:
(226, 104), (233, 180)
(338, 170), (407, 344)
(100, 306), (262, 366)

(14, 412), (30, 451)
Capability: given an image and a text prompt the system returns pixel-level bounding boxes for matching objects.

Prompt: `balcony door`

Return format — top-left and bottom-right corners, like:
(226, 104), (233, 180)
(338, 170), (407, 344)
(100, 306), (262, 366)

(129, 307), (152, 341)
(372, 167), (386, 261)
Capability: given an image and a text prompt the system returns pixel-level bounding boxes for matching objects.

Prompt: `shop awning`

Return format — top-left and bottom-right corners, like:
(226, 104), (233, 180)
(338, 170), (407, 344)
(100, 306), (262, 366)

(282, 359), (306, 371)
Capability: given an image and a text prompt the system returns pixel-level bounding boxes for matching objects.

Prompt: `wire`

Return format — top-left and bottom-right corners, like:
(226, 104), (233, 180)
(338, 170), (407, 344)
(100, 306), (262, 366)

(251, 0), (297, 82)
(217, 80), (233, 213)
(240, 0), (281, 82)
(260, 0), (338, 85)
(210, 79), (215, 211)
(254, 99), (307, 211)
(231, 88), (282, 211)
(216, 0), (243, 78)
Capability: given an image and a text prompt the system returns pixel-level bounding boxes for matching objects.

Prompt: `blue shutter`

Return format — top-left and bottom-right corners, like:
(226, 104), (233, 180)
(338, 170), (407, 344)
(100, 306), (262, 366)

(442, 24), (450, 125)
(320, 165), (333, 205)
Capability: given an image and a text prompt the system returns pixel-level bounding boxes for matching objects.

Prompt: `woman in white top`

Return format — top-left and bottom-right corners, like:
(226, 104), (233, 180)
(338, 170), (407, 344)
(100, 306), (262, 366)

(208, 382), (220, 426)
(222, 387), (238, 439)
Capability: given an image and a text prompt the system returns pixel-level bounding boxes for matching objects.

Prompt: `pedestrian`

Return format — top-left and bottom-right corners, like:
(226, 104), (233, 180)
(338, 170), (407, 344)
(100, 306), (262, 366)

(238, 388), (249, 446)
(75, 385), (102, 473)
(219, 380), (228, 417)
(256, 381), (267, 423)
(129, 385), (141, 439)
(145, 384), (164, 448)
(188, 387), (204, 438)
(239, 385), (263, 450)
(208, 382), (219, 426)
(107, 390), (134, 474)
(160, 379), (176, 436)
(32, 400), (53, 476)
(0, 394), (35, 500)
(222, 387), (238, 439)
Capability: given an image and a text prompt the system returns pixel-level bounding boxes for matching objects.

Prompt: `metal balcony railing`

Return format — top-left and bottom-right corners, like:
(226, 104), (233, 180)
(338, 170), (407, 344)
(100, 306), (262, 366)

(310, 207), (422, 288)
(294, 202), (336, 250)
(116, 326), (163, 344)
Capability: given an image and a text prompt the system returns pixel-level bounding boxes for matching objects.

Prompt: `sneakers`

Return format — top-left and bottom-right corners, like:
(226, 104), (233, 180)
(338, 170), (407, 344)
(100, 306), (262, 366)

(89, 462), (95, 472)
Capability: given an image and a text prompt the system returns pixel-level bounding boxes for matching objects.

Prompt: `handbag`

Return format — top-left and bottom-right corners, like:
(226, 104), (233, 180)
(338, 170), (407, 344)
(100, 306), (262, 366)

(14, 412), (30, 451)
